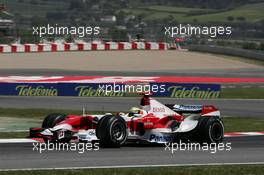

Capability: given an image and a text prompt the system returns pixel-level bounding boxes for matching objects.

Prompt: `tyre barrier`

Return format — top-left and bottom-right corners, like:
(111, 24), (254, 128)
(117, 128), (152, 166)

(0, 42), (169, 53)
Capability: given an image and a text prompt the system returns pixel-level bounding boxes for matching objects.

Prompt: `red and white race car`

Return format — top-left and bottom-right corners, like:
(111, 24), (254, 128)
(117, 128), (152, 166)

(30, 95), (224, 147)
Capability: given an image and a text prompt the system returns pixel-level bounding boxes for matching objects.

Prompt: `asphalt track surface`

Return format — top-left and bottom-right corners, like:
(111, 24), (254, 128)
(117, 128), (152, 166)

(0, 136), (263, 170)
(0, 51), (263, 170)
(1, 51), (262, 72)
(0, 96), (263, 118)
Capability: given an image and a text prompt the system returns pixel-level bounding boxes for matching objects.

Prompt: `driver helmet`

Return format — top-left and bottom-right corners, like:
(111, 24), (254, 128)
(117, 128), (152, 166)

(130, 107), (141, 113)
(129, 107), (141, 117)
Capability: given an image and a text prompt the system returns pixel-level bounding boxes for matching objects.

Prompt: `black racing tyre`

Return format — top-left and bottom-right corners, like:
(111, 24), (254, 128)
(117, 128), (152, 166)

(196, 116), (224, 144)
(96, 115), (127, 148)
(95, 115), (112, 139)
(42, 113), (67, 128)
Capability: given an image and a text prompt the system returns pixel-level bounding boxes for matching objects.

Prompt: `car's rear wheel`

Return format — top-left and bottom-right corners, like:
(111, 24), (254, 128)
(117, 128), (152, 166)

(196, 116), (224, 144)
(96, 115), (127, 148)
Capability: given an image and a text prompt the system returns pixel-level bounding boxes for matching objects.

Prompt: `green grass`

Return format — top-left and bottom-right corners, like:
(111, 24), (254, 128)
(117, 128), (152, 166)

(126, 2), (264, 22)
(143, 5), (209, 13)
(0, 132), (28, 139)
(0, 165), (264, 175)
(130, 5), (215, 17)
(124, 7), (188, 21)
(0, 0), (69, 17)
(0, 108), (105, 119)
(221, 88), (264, 99)
(223, 117), (264, 132)
(185, 2), (264, 23)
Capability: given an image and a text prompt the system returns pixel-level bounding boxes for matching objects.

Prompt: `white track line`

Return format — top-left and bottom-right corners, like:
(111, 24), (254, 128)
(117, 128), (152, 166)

(224, 131), (264, 137)
(0, 138), (39, 143)
(0, 131), (264, 143)
(1, 162), (264, 171)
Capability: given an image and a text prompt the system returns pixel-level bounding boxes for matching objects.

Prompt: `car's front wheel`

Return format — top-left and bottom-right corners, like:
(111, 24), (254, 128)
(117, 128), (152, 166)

(42, 113), (67, 128)
(41, 113), (68, 143)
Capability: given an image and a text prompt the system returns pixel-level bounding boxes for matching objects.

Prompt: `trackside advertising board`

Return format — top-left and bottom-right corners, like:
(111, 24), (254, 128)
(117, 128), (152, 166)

(150, 83), (220, 98)
(0, 83), (221, 99)
(0, 83), (58, 96)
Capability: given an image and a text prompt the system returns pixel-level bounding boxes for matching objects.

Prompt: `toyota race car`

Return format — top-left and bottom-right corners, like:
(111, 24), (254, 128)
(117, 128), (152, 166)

(30, 95), (224, 147)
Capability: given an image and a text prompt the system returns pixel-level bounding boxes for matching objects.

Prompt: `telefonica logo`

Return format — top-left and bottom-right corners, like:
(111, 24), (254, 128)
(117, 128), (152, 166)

(75, 86), (124, 97)
(16, 85), (57, 96)
(168, 86), (220, 99)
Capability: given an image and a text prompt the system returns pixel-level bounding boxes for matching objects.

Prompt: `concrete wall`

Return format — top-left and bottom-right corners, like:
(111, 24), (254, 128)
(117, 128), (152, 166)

(189, 45), (264, 61)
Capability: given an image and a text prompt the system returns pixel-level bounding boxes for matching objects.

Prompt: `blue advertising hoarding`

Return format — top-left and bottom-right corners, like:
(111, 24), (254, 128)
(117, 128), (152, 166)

(0, 82), (221, 99)
(0, 83), (58, 96)
(150, 83), (220, 98)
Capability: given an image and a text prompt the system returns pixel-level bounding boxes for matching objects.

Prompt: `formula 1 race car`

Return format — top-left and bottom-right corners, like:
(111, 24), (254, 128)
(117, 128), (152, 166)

(30, 95), (224, 147)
